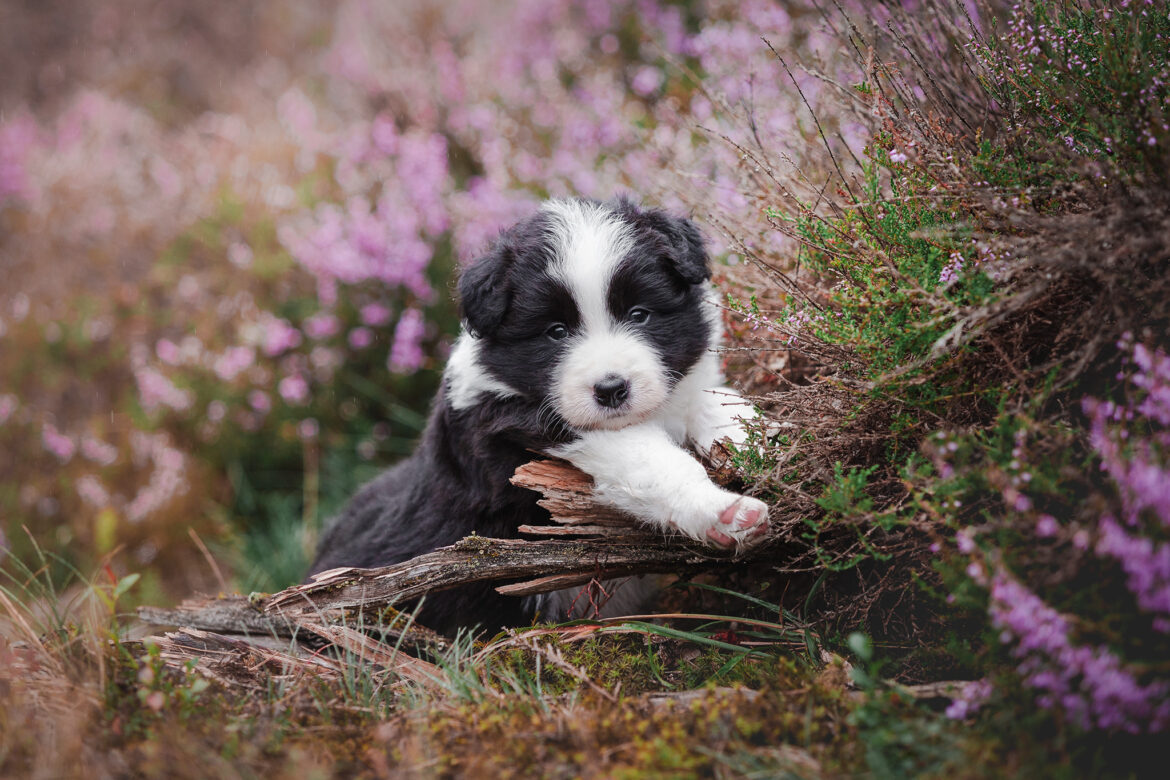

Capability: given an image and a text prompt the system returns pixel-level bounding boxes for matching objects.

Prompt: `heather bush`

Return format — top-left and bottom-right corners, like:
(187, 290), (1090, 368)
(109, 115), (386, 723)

(727, 0), (1170, 752)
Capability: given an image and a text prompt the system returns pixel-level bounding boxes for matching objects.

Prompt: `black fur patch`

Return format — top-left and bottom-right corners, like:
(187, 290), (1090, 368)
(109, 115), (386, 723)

(308, 198), (714, 635)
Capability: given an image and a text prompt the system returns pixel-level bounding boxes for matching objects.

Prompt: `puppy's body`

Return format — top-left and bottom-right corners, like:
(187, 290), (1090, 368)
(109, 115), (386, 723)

(309, 198), (768, 634)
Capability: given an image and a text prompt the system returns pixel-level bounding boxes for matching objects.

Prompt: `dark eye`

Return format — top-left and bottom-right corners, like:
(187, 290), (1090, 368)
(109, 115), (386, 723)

(628, 307), (651, 324)
(545, 323), (569, 341)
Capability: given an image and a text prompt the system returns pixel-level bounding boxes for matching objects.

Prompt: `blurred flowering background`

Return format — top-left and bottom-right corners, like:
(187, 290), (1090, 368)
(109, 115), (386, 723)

(2, 0), (1169, 775)
(0, 0), (860, 599)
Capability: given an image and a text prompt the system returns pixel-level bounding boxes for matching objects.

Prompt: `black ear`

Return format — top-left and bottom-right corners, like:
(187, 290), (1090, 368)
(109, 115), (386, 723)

(618, 199), (710, 285)
(656, 213), (711, 285)
(458, 243), (513, 337)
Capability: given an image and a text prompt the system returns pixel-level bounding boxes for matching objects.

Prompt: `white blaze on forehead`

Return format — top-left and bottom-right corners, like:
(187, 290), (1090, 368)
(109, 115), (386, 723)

(541, 200), (671, 430)
(542, 199), (634, 329)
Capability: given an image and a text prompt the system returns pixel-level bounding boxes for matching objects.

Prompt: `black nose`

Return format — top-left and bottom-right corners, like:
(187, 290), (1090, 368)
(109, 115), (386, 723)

(593, 375), (630, 408)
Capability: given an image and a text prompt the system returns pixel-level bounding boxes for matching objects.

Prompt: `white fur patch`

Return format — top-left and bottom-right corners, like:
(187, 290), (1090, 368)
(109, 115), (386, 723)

(543, 199), (634, 330)
(444, 332), (520, 410)
(553, 328), (668, 429)
(549, 421), (769, 548)
(542, 199), (671, 430)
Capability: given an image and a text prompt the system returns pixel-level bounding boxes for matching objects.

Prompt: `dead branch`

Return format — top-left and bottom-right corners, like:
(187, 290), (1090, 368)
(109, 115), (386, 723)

(144, 628), (340, 690)
(509, 459), (637, 526)
(137, 456), (796, 681)
(138, 592), (449, 650)
(262, 535), (728, 618)
(139, 595), (296, 637)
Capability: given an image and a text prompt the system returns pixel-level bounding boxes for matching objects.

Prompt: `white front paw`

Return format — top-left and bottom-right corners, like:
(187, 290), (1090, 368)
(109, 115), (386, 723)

(670, 490), (770, 550)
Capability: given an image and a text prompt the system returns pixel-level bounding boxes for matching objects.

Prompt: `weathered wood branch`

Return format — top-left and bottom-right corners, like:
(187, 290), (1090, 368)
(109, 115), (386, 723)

(262, 535), (727, 618)
(138, 594), (449, 653)
(139, 595), (295, 636)
(138, 456), (790, 666)
(509, 459), (639, 527)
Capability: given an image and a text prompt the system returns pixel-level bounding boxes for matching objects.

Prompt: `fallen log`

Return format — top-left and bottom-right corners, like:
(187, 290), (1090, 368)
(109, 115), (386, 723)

(261, 535), (729, 618)
(138, 594), (449, 654)
(139, 595), (295, 637)
(138, 456), (787, 666)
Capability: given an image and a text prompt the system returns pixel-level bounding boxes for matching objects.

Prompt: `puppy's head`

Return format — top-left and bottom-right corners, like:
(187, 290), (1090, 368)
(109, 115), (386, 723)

(459, 197), (713, 431)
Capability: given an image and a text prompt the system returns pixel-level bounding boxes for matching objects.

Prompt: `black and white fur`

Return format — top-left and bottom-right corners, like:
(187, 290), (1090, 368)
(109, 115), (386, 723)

(309, 198), (769, 634)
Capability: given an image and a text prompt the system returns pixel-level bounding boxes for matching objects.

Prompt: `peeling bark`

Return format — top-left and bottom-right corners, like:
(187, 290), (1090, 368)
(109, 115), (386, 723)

(137, 457), (782, 675)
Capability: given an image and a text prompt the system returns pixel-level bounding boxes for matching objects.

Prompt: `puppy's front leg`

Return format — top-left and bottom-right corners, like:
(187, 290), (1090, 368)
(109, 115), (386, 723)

(550, 423), (769, 549)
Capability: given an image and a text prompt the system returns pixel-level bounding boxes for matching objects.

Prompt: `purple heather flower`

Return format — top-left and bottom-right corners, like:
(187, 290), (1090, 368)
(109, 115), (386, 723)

(156, 338), (182, 366)
(631, 65), (664, 96)
(206, 401), (227, 422)
(348, 327), (374, 350)
(278, 373), (310, 405)
(80, 436), (118, 467)
(303, 312), (341, 341)
(1097, 517), (1170, 619)
(360, 302), (393, 327)
(298, 418), (319, 440)
(262, 317), (303, 357)
(248, 390), (271, 414)
(213, 346), (256, 382)
(945, 678), (993, 720)
(1036, 514), (1059, 537)
(42, 423), (76, 462)
(135, 367), (194, 414)
(388, 308), (426, 374)
(989, 572), (1170, 733)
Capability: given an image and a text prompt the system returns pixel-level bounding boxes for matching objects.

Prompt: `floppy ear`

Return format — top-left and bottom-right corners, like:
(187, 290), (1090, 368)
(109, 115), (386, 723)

(632, 206), (710, 285)
(458, 243), (513, 338)
(657, 214), (710, 284)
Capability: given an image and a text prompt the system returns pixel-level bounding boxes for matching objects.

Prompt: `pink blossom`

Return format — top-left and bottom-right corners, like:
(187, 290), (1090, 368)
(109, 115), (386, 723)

(631, 66), (664, 96)
(262, 317), (303, 357)
(125, 432), (188, 523)
(227, 242), (254, 268)
(303, 312), (341, 340)
(939, 251), (966, 286)
(1035, 514), (1059, 537)
(248, 390), (272, 414)
(135, 367), (194, 414)
(42, 423), (76, 462)
(298, 418), (320, 440)
(360, 302), (393, 327)
(75, 475), (112, 508)
(0, 114), (39, 204)
(371, 114), (398, 156)
(388, 308), (426, 374)
(278, 374), (310, 405)
(348, 327), (374, 349)
(213, 346), (256, 381)
(155, 338), (182, 365)
(80, 436), (118, 467)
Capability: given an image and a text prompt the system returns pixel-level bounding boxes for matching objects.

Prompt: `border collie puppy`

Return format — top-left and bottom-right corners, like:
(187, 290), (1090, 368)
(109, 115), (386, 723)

(308, 197), (769, 634)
